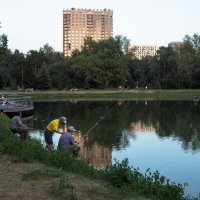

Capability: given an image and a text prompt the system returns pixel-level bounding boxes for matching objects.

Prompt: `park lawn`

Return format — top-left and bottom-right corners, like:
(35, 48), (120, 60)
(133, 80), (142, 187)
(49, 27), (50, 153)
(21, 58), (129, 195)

(1, 89), (200, 101)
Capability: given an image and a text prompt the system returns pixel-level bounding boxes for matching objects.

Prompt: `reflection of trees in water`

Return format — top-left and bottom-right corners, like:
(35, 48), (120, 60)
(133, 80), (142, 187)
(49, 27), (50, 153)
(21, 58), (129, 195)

(118, 129), (136, 149)
(159, 101), (200, 151)
(140, 101), (200, 151)
(33, 100), (200, 151)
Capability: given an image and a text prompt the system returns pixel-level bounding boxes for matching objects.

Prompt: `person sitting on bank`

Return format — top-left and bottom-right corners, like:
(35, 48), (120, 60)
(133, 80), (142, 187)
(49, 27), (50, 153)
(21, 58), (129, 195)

(58, 126), (80, 157)
(44, 116), (67, 150)
(10, 112), (32, 140)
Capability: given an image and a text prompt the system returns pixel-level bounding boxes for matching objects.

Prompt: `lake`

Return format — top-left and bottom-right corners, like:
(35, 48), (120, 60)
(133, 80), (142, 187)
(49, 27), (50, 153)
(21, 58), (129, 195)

(27, 100), (200, 197)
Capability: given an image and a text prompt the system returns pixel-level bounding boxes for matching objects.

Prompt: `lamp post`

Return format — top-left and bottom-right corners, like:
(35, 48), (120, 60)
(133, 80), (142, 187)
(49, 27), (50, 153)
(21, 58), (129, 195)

(21, 54), (27, 89)
(21, 67), (23, 89)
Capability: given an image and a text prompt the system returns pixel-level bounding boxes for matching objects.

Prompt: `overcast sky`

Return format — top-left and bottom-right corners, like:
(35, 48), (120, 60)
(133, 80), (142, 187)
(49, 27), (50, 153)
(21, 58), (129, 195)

(0, 0), (200, 53)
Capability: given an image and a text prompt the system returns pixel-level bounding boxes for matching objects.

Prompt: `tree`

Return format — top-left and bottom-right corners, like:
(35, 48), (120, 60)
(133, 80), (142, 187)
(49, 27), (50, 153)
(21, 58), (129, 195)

(115, 35), (131, 55)
(39, 43), (64, 64)
(184, 34), (200, 88)
(69, 37), (128, 88)
(26, 50), (45, 75)
(0, 34), (9, 55)
(154, 46), (178, 89)
(49, 60), (72, 89)
(36, 63), (52, 90)
(0, 75), (4, 89)
(177, 41), (194, 88)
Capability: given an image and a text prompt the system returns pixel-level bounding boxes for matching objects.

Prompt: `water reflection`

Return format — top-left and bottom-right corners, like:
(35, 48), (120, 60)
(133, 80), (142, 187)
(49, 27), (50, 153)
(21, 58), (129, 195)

(27, 100), (200, 196)
(30, 100), (200, 153)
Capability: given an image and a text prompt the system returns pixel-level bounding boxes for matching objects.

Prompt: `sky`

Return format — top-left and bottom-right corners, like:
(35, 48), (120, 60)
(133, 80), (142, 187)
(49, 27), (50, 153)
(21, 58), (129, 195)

(0, 0), (200, 54)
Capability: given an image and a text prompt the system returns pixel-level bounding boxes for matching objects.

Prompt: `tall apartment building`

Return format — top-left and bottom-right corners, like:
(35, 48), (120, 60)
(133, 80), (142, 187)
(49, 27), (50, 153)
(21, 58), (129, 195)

(63, 8), (113, 57)
(168, 41), (183, 52)
(131, 45), (160, 60)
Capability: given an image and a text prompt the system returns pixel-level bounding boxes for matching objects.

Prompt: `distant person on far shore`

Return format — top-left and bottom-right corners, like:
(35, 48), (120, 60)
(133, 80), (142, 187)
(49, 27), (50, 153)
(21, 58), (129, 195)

(10, 112), (32, 140)
(44, 116), (67, 150)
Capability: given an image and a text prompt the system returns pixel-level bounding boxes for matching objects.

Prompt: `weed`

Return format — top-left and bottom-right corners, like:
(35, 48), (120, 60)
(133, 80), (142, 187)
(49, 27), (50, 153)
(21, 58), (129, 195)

(22, 169), (63, 181)
(49, 176), (77, 200)
(102, 158), (197, 200)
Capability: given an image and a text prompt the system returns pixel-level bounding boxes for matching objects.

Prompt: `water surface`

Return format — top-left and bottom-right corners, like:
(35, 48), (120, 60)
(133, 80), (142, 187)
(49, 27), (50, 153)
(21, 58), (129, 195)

(29, 100), (200, 197)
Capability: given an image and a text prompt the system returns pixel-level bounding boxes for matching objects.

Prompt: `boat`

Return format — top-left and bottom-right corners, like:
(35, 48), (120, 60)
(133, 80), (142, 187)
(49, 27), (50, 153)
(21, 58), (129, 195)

(0, 94), (34, 118)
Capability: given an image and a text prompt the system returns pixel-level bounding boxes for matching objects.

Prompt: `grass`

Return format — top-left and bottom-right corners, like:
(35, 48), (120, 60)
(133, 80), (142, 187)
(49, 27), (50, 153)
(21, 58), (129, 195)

(21, 168), (64, 181)
(0, 113), (198, 200)
(2, 89), (200, 101)
(21, 167), (78, 199)
(30, 89), (200, 101)
(49, 176), (77, 200)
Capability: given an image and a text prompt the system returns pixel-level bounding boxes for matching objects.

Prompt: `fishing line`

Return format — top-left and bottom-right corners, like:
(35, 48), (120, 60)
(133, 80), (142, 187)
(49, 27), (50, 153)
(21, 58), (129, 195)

(82, 102), (121, 138)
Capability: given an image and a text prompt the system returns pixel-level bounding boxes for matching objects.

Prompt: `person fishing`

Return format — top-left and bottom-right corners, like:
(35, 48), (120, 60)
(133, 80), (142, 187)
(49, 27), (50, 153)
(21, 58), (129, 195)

(44, 116), (67, 150)
(58, 125), (80, 157)
(10, 112), (32, 140)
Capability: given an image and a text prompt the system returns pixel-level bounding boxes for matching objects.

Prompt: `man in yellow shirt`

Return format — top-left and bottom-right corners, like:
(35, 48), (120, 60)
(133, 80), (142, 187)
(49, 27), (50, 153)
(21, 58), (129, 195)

(44, 116), (67, 150)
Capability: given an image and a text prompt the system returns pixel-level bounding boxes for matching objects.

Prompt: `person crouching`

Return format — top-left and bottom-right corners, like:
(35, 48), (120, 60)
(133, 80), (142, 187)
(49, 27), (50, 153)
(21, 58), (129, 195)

(10, 112), (32, 140)
(58, 126), (80, 157)
(44, 116), (67, 150)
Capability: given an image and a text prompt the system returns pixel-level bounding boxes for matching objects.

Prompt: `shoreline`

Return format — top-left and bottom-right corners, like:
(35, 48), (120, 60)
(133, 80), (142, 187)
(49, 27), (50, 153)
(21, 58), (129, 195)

(1, 89), (200, 101)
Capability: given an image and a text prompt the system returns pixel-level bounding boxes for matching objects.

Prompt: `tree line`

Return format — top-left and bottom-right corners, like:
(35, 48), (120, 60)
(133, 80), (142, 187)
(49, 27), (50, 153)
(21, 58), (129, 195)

(0, 33), (200, 90)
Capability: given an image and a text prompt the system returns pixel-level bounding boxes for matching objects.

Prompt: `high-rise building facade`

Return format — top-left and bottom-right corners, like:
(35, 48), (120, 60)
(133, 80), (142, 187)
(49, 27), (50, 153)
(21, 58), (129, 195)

(63, 8), (113, 57)
(168, 41), (183, 52)
(131, 45), (160, 60)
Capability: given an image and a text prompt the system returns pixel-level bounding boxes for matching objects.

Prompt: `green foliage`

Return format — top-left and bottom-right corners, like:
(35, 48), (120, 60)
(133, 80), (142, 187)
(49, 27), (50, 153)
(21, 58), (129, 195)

(36, 63), (52, 90)
(103, 158), (133, 187)
(70, 37), (128, 88)
(102, 158), (197, 200)
(0, 34), (9, 54)
(0, 75), (5, 89)
(115, 35), (131, 55)
(1, 32), (200, 90)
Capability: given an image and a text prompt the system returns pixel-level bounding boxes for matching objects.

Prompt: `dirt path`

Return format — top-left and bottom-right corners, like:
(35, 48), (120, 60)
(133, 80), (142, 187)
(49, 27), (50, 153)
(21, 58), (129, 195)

(0, 153), (150, 200)
(0, 154), (61, 200)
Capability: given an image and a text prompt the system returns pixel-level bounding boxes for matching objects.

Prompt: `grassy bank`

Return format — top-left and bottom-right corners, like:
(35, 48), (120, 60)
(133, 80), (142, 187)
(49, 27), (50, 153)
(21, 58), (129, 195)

(1, 89), (200, 101)
(0, 114), (197, 200)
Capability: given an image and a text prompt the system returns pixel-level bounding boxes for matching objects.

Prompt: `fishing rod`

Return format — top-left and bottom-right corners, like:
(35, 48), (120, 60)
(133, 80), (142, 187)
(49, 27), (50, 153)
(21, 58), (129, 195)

(82, 116), (105, 138)
(82, 102), (121, 138)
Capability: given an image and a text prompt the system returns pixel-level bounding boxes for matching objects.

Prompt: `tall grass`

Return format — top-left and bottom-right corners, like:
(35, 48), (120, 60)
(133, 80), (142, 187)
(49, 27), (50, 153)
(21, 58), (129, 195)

(0, 114), (197, 200)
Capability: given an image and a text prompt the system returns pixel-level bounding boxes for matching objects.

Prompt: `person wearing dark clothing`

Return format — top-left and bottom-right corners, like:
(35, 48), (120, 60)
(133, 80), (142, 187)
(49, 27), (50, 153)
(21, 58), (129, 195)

(10, 112), (31, 140)
(58, 126), (80, 157)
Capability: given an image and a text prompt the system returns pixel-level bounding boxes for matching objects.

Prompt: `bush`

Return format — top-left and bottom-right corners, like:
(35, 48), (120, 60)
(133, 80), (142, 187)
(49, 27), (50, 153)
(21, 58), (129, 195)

(103, 158), (196, 200)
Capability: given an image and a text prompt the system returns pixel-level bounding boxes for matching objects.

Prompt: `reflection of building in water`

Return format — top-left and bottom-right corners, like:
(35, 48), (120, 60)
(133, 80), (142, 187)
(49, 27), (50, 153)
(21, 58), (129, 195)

(74, 133), (112, 167)
(81, 143), (112, 168)
(130, 121), (155, 133)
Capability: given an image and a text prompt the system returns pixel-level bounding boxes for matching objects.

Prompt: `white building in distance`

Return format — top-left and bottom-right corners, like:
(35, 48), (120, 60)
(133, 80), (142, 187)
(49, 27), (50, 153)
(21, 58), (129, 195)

(130, 45), (160, 60)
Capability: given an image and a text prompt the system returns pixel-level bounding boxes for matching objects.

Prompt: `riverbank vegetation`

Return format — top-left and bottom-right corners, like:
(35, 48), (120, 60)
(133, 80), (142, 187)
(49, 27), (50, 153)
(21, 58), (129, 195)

(0, 114), (198, 200)
(1, 33), (200, 91)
